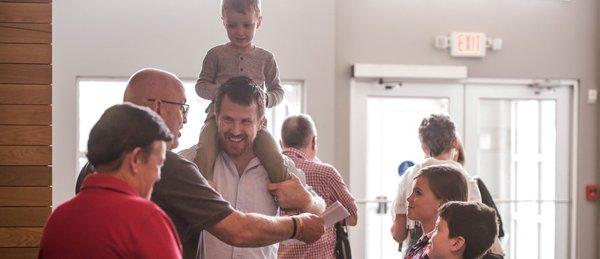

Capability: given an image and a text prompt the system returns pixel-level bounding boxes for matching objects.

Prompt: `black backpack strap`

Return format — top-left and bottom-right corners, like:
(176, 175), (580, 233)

(335, 221), (352, 259)
(475, 177), (505, 238)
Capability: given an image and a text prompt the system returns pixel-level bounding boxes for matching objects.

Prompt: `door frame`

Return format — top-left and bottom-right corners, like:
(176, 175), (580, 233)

(349, 78), (466, 257)
(462, 78), (579, 259)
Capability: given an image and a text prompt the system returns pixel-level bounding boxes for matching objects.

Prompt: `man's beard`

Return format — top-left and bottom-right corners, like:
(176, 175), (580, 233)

(218, 132), (251, 158)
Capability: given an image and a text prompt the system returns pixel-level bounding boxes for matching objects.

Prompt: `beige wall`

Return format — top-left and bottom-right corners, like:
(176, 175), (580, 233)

(334, 0), (598, 258)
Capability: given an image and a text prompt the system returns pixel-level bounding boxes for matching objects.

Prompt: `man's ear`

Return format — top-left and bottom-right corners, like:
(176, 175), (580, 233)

(311, 136), (317, 151)
(149, 100), (161, 116)
(450, 236), (466, 253)
(129, 147), (145, 175)
(279, 139), (285, 149)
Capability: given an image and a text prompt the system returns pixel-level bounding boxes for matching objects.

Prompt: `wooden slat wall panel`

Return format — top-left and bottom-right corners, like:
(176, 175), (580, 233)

(0, 85), (51, 104)
(0, 146), (51, 165)
(0, 187), (51, 206)
(0, 227), (42, 247)
(0, 2), (52, 256)
(0, 207), (49, 226)
(0, 166), (51, 186)
(0, 44), (50, 64)
(0, 0), (50, 2)
(0, 23), (51, 43)
(0, 3), (51, 23)
(0, 248), (38, 259)
(0, 64), (51, 84)
(0, 105), (51, 125)
(0, 126), (51, 145)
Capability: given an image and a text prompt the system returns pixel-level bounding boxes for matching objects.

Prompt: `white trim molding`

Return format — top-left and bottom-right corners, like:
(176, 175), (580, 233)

(352, 63), (467, 80)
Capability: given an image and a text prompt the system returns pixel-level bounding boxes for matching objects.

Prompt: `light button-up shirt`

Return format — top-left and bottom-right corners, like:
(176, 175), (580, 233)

(204, 152), (279, 259)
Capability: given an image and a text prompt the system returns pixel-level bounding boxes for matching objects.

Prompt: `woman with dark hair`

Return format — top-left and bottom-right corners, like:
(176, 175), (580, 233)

(404, 165), (469, 259)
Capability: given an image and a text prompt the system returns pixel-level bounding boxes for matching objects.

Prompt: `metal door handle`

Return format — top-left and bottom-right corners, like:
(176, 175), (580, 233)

(376, 196), (388, 214)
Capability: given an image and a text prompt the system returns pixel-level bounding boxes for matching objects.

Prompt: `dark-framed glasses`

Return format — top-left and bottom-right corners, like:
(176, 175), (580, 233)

(147, 98), (189, 117)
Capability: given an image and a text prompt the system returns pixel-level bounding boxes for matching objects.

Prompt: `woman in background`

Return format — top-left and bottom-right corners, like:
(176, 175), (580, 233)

(404, 165), (468, 259)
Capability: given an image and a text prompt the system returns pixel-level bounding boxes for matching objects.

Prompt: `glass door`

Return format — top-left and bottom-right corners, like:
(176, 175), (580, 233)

(349, 79), (463, 259)
(464, 83), (572, 259)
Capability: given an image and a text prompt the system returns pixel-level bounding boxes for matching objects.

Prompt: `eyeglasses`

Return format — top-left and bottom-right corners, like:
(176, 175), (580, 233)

(147, 98), (189, 117)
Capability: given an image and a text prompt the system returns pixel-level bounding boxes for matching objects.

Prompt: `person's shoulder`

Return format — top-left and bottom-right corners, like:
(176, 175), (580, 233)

(166, 149), (192, 164)
(254, 46), (275, 58)
(119, 196), (173, 224)
(162, 150), (201, 177)
(305, 159), (339, 177)
(314, 160), (337, 172)
(127, 194), (162, 209)
(406, 162), (422, 175)
(176, 144), (197, 161)
(48, 196), (77, 217)
(209, 44), (229, 52)
(205, 44), (230, 56)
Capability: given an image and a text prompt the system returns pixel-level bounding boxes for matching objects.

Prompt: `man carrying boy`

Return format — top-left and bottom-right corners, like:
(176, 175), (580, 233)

(180, 77), (326, 259)
(76, 69), (324, 259)
(429, 201), (498, 259)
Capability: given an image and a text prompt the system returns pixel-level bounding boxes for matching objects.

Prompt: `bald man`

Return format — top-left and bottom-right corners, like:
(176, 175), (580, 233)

(277, 114), (358, 258)
(76, 68), (324, 259)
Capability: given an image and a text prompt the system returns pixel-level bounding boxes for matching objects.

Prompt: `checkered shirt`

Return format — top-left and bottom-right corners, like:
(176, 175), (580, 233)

(278, 148), (358, 259)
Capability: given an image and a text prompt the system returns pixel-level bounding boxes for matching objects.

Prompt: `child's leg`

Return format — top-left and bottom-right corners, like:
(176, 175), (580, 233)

(254, 129), (292, 183)
(194, 115), (218, 180)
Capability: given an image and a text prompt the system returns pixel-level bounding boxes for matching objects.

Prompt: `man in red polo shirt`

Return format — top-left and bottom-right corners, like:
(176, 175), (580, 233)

(39, 103), (181, 258)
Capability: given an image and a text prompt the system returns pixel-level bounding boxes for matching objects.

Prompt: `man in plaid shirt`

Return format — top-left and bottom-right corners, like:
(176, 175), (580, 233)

(277, 114), (358, 259)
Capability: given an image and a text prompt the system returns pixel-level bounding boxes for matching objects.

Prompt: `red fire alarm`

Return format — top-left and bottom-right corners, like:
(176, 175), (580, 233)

(586, 184), (598, 201)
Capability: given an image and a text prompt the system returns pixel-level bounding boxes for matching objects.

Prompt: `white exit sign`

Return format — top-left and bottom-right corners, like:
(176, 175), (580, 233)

(450, 32), (486, 57)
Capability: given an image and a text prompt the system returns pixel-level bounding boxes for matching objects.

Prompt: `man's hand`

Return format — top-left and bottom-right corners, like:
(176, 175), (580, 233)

(267, 173), (311, 210)
(294, 213), (324, 243)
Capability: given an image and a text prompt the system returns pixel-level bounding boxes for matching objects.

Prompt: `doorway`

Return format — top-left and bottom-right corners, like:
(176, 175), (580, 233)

(349, 78), (575, 259)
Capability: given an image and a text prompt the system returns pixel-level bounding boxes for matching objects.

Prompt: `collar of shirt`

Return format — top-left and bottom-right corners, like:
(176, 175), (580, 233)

(219, 151), (262, 174)
(80, 173), (139, 197)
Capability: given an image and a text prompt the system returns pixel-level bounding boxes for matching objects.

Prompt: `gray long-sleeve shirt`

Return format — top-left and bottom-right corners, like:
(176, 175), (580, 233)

(195, 43), (284, 108)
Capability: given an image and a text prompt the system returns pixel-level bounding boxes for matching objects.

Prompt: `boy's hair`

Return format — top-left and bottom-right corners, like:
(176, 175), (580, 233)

(439, 201), (498, 259)
(415, 165), (468, 203)
(222, 0), (261, 16)
(214, 76), (266, 118)
(419, 114), (456, 157)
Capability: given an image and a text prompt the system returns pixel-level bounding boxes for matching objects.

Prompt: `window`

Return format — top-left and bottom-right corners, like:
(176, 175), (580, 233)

(77, 78), (304, 171)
